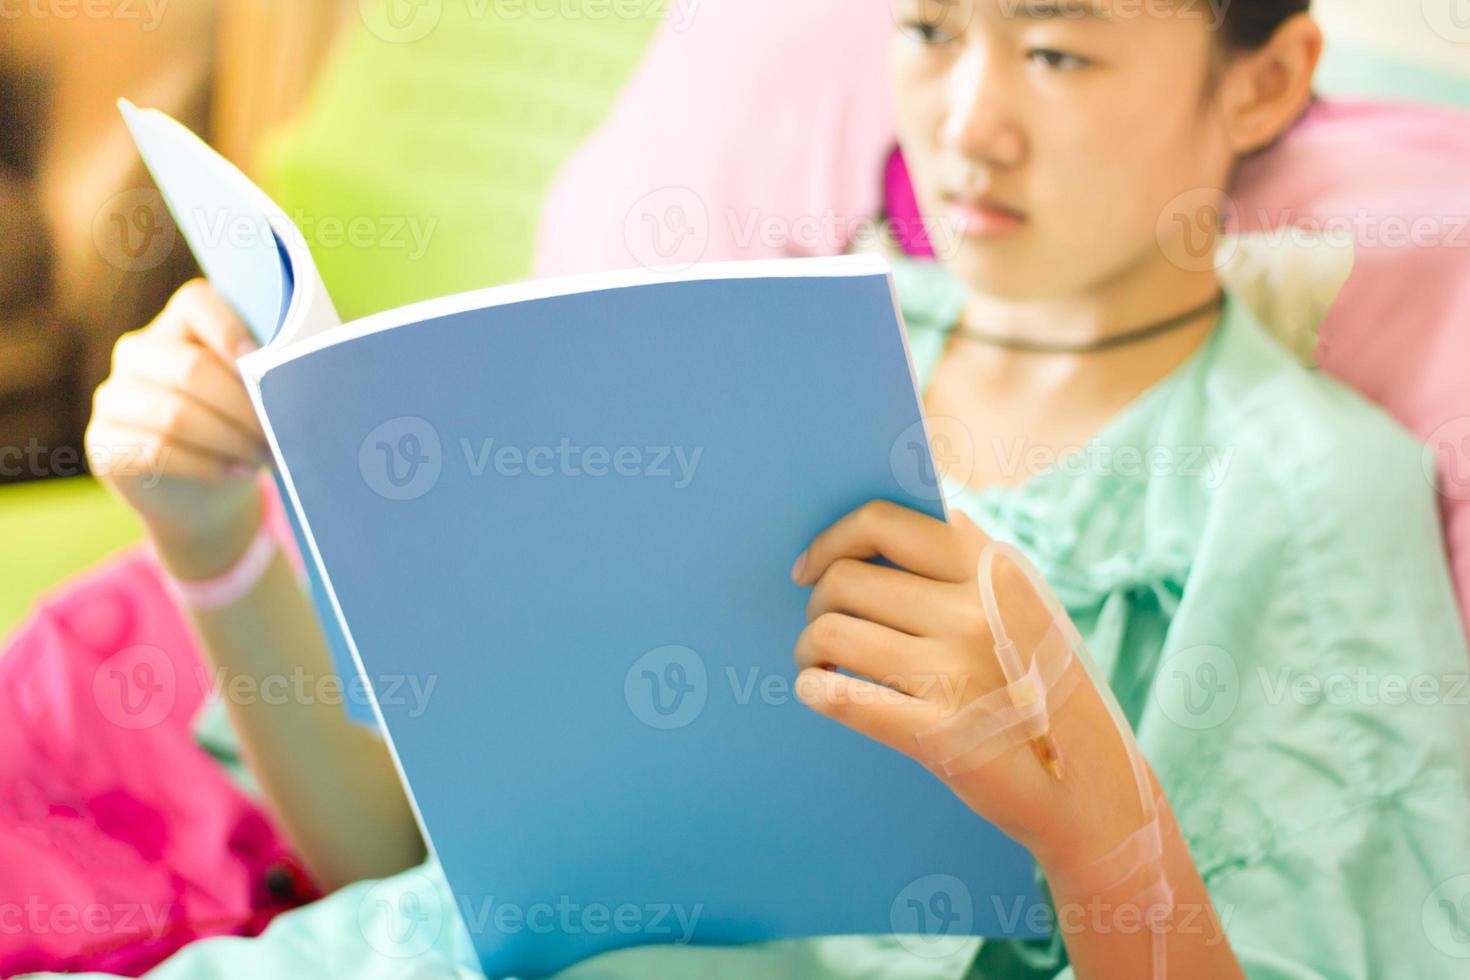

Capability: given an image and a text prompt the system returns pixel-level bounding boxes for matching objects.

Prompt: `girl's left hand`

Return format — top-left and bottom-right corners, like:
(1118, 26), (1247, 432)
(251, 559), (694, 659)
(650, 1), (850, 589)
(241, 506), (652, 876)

(790, 500), (1157, 878)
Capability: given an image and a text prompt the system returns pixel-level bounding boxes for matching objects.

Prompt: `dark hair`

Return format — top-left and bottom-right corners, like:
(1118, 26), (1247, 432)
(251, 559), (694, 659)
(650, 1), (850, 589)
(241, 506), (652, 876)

(1219, 0), (1312, 50)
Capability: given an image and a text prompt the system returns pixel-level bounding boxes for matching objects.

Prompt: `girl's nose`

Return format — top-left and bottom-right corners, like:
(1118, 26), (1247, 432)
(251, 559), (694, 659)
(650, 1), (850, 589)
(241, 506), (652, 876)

(941, 46), (1026, 170)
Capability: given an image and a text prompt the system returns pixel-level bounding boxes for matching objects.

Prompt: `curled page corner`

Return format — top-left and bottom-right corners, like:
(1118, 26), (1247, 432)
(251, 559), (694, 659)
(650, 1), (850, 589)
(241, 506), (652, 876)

(117, 98), (290, 346)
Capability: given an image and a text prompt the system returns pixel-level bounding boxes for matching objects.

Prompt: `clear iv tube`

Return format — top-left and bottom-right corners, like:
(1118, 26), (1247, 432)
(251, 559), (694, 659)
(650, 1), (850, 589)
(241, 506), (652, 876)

(975, 542), (1170, 980)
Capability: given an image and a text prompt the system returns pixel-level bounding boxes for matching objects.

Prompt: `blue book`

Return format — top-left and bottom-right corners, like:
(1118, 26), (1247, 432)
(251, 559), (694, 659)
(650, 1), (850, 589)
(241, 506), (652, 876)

(120, 102), (1048, 977)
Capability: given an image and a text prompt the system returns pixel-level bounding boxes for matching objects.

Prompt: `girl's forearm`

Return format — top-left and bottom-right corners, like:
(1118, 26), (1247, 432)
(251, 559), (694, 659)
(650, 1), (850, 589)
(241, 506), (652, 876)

(151, 498), (426, 891)
(1040, 796), (1244, 980)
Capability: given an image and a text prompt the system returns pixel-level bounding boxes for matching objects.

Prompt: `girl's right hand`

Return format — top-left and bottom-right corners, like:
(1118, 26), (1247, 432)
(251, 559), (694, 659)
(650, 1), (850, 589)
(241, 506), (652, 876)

(86, 280), (272, 555)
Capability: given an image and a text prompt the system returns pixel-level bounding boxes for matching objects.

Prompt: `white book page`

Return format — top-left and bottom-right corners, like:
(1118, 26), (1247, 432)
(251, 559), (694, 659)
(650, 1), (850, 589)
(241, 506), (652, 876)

(242, 252), (893, 377)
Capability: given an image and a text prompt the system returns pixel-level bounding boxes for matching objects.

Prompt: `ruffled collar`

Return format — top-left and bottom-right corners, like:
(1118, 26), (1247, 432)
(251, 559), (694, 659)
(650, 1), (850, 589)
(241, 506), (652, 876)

(953, 315), (1229, 609)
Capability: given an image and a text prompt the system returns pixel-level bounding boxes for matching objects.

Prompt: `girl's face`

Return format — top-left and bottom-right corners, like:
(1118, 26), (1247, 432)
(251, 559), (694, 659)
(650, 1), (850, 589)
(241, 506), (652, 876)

(892, 0), (1240, 301)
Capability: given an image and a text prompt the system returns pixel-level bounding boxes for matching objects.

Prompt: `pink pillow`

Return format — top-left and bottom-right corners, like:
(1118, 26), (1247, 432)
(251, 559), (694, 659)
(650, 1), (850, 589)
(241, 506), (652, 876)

(1229, 100), (1470, 634)
(533, 0), (896, 275)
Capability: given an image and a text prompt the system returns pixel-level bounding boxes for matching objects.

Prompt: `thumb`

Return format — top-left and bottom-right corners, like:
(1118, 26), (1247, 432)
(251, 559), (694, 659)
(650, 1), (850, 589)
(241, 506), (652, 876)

(157, 279), (261, 371)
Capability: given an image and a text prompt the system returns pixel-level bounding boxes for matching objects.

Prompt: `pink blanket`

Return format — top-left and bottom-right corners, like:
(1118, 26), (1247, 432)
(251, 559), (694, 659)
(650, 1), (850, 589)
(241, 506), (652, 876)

(0, 484), (315, 976)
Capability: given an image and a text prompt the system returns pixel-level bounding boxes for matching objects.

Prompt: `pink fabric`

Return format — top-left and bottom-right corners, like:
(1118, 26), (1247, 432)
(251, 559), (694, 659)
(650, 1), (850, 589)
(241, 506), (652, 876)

(885, 148), (928, 254)
(884, 147), (935, 259)
(533, 0), (896, 276)
(0, 479), (315, 976)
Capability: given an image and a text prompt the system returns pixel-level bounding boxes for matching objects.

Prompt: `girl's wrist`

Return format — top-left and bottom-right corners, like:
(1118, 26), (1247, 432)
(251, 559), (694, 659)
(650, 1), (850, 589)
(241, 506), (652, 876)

(147, 484), (267, 583)
(1041, 797), (1175, 897)
(1031, 760), (1168, 882)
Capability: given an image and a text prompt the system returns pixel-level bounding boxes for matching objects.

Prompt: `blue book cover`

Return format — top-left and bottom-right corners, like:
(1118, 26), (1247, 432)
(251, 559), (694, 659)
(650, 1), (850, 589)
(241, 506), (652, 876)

(122, 104), (1049, 978)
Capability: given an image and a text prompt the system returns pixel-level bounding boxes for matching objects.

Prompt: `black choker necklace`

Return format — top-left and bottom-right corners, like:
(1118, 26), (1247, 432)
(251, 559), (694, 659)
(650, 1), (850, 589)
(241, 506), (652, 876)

(954, 291), (1225, 355)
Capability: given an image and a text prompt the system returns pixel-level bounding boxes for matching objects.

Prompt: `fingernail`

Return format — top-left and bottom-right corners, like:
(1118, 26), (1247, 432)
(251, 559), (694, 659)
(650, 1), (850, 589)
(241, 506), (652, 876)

(791, 550), (808, 584)
(226, 461), (256, 478)
(236, 338), (260, 358)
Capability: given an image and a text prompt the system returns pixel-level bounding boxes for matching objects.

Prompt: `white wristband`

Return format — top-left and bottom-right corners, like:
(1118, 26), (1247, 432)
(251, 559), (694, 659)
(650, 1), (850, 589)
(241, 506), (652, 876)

(159, 516), (279, 611)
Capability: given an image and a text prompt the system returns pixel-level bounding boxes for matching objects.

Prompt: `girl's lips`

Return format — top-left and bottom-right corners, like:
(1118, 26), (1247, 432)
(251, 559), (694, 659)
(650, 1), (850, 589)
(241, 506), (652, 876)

(945, 200), (1026, 239)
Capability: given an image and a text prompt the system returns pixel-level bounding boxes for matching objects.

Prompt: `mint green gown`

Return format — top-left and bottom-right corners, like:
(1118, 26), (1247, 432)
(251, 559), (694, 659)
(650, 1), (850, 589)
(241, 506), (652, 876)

(47, 259), (1470, 979)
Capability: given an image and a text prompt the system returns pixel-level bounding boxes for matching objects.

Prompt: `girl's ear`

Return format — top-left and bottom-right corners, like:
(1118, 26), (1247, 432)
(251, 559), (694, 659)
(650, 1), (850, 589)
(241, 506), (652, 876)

(1217, 14), (1324, 156)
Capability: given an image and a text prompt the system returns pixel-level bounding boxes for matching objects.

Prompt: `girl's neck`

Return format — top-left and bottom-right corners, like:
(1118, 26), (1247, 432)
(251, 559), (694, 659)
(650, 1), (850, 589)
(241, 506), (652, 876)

(957, 265), (1223, 356)
(925, 269), (1225, 493)
(953, 266), (1222, 399)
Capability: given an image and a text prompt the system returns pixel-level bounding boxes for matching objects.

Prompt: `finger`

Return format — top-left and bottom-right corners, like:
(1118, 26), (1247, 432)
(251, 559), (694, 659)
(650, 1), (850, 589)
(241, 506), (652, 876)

(794, 499), (987, 586)
(796, 613), (959, 698)
(86, 423), (254, 484)
(806, 558), (978, 638)
(93, 379), (269, 468)
(113, 331), (267, 444)
(154, 279), (261, 368)
(795, 667), (942, 761)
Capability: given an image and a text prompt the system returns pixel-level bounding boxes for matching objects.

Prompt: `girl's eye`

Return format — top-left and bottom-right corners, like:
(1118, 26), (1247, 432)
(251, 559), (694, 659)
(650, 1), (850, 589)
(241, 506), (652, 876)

(896, 1), (966, 45)
(1027, 48), (1089, 71)
(900, 18), (961, 46)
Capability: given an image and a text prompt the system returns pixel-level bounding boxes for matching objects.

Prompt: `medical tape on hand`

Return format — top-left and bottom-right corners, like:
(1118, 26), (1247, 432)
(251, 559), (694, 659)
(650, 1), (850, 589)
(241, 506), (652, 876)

(913, 620), (1084, 776)
(1049, 793), (1177, 920)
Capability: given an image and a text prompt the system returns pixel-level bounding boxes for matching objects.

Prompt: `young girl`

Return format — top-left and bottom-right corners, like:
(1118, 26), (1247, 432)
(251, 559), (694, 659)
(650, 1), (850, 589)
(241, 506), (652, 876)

(82, 2), (1470, 977)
